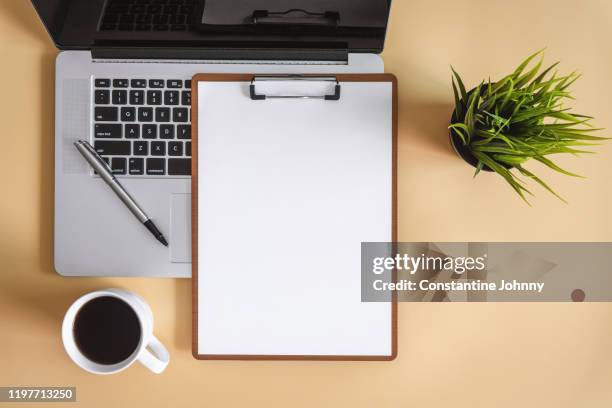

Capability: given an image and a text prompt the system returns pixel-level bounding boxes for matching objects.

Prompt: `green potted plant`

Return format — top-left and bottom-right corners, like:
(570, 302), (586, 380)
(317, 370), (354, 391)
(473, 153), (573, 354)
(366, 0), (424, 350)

(449, 50), (607, 203)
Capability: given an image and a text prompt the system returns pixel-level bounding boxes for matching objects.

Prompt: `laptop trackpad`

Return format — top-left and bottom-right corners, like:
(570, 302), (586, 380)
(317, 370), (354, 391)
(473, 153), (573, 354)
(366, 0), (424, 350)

(170, 193), (191, 263)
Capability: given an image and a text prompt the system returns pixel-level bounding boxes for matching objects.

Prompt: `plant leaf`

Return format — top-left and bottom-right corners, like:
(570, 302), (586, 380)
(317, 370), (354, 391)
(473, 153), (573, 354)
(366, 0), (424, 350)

(514, 52), (544, 89)
(511, 49), (545, 81)
(493, 154), (529, 165)
(452, 77), (463, 119)
(464, 83), (482, 139)
(474, 161), (484, 178)
(473, 151), (532, 204)
(449, 123), (470, 145)
(451, 66), (468, 102)
(531, 61), (560, 85)
(516, 165), (567, 203)
(534, 155), (584, 178)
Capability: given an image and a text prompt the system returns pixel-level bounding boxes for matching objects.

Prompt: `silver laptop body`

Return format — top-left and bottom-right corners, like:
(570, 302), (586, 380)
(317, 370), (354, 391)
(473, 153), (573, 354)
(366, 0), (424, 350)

(54, 51), (384, 277)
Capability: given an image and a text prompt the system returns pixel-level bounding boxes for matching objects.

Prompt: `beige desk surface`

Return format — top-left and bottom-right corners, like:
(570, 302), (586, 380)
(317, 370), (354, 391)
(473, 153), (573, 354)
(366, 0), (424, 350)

(2, 1), (612, 407)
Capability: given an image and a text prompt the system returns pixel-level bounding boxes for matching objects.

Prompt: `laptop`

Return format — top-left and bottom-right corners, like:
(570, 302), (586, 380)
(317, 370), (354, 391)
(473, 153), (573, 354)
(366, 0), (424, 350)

(31, 0), (392, 277)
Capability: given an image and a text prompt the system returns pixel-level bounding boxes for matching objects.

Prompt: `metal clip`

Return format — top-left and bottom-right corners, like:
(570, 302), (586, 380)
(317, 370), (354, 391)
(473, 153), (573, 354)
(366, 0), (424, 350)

(250, 75), (341, 101)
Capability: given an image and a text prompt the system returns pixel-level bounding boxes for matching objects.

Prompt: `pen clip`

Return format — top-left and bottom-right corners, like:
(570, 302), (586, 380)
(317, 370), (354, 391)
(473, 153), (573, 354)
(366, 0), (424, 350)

(76, 140), (114, 175)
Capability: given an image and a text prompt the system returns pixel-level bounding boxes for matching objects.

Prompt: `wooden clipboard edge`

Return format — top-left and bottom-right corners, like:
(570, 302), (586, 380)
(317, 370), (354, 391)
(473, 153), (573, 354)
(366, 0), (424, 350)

(191, 73), (398, 361)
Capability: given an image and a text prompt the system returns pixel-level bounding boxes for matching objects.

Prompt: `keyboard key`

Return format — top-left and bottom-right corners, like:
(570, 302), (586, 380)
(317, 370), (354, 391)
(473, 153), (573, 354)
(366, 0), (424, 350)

(147, 90), (162, 105)
(168, 158), (191, 175)
(113, 79), (129, 88)
(160, 124), (174, 139)
(167, 79), (182, 88)
(111, 157), (127, 174)
(134, 140), (149, 155)
(130, 79), (147, 88)
(95, 106), (118, 121)
(94, 140), (131, 155)
(130, 90), (144, 105)
(138, 107), (153, 122)
(164, 90), (179, 105)
(184, 79), (191, 88)
(186, 141), (191, 156)
(168, 141), (183, 156)
(95, 89), (110, 104)
(149, 79), (164, 88)
(121, 107), (136, 121)
(95, 78), (111, 87)
(177, 124), (191, 139)
(129, 158), (144, 175)
(142, 124), (157, 139)
(125, 124), (140, 139)
(94, 123), (122, 138)
(112, 90), (127, 104)
(155, 107), (170, 122)
(173, 107), (188, 122)
(146, 158), (165, 175)
(181, 90), (191, 105)
(151, 141), (166, 155)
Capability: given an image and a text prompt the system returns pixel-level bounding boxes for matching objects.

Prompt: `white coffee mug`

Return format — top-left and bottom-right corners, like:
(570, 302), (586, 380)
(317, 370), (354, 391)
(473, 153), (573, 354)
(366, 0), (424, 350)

(62, 288), (169, 374)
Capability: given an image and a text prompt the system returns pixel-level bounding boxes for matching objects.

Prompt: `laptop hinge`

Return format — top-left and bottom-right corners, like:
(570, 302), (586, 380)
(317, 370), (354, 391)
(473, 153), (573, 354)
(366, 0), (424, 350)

(91, 47), (349, 63)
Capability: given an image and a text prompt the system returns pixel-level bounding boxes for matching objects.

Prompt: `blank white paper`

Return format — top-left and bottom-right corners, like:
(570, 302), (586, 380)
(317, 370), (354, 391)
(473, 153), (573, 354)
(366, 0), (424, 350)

(197, 79), (393, 356)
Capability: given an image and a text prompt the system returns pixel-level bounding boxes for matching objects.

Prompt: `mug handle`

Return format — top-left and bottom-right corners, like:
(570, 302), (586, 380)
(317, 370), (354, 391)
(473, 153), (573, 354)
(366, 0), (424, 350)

(138, 335), (170, 374)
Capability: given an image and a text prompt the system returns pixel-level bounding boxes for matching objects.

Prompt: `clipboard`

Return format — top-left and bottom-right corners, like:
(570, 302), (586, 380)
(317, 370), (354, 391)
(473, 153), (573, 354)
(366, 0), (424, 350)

(192, 73), (397, 360)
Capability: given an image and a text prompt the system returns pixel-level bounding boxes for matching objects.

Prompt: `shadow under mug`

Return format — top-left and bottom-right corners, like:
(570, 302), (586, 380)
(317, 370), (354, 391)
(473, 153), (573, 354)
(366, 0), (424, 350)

(62, 288), (169, 374)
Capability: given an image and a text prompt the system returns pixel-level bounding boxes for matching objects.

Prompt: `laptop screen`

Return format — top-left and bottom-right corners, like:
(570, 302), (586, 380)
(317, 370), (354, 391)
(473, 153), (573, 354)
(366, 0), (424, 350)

(31, 0), (391, 54)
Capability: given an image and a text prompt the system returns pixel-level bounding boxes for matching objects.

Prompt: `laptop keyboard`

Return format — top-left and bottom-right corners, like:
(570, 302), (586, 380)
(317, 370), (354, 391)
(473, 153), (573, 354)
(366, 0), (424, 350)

(93, 77), (192, 177)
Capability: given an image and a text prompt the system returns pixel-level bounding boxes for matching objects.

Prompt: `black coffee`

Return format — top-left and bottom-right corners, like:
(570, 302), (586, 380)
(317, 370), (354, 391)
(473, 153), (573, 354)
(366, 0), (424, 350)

(73, 296), (141, 365)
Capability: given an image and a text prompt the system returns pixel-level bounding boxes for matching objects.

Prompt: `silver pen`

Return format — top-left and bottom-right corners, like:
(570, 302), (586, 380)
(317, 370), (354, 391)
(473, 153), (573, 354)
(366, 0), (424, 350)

(74, 140), (168, 247)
